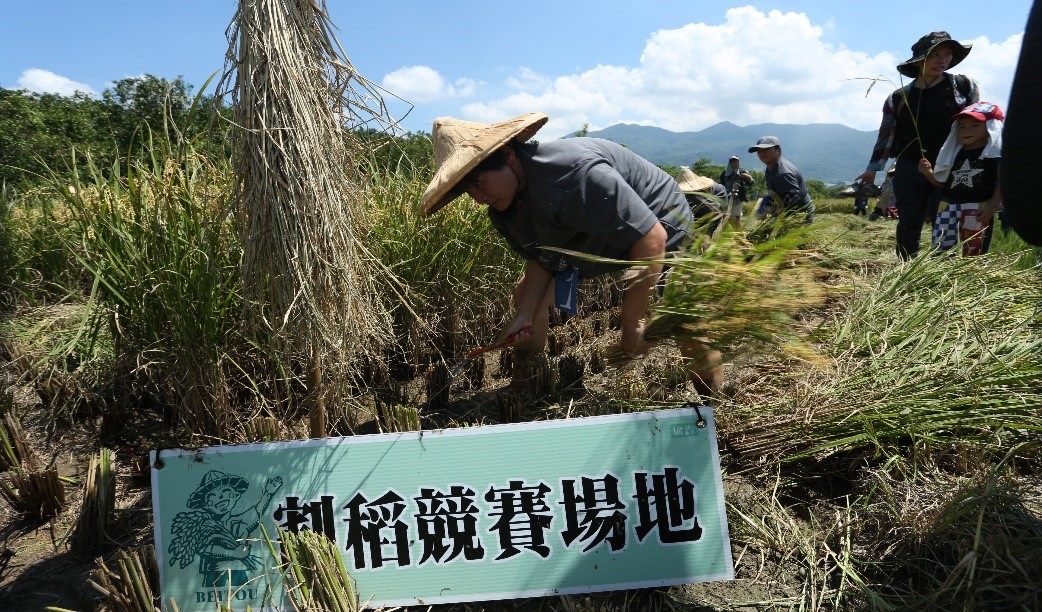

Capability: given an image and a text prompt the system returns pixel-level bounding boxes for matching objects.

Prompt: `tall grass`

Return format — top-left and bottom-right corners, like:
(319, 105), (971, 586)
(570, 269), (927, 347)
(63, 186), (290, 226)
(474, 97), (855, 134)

(732, 251), (1042, 461)
(0, 187), (86, 310)
(45, 130), (280, 435)
(366, 161), (519, 356)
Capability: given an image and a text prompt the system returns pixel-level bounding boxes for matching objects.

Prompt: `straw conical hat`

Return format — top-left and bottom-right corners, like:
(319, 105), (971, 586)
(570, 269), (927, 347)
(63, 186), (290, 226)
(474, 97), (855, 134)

(422, 112), (548, 215)
(675, 167), (716, 193)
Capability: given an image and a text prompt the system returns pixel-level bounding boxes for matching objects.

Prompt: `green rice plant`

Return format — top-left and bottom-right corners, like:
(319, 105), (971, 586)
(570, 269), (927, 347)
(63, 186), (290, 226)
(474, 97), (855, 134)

(652, 226), (828, 355)
(553, 224), (828, 362)
(90, 545), (161, 612)
(70, 447), (116, 558)
(266, 526), (358, 612)
(0, 186), (88, 308)
(0, 186), (15, 312)
(734, 251), (1042, 462)
(364, 160), (519, 356)
(43, 129), (279, 435)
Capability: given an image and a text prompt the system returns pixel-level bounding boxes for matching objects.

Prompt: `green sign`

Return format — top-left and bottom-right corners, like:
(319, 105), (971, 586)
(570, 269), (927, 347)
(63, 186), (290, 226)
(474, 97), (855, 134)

(151, 407), (733, 610)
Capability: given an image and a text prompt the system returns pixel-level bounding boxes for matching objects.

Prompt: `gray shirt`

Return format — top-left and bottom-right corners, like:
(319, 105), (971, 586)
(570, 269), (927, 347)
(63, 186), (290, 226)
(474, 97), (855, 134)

(489, 138), (692, 277)
(764, 156), (812, 209)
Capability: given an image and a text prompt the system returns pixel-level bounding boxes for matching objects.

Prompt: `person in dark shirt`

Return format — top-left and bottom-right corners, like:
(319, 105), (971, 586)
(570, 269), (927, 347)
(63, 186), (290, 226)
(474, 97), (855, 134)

(421, 113), (696, 356)
(919, 101), (1003, 255)
(748, 135), (813, 224)
(719, 156), (753, 202)
(1001, 0), (1042, 245)
(857, 32), (979, 259)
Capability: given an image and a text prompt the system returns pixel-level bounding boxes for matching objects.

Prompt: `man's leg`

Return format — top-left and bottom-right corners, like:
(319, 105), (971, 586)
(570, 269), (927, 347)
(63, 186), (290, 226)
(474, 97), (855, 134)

(678, 337), (723, 397)
(892, 159), (933, 259)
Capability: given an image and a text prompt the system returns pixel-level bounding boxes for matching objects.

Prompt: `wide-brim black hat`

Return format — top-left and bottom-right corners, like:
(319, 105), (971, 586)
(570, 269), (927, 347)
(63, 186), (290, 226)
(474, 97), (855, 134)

(897, 31), (972, 78)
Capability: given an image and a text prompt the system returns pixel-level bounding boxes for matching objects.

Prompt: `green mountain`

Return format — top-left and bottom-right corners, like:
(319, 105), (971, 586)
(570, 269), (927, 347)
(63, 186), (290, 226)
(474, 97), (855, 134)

(582, 121), (877, 184)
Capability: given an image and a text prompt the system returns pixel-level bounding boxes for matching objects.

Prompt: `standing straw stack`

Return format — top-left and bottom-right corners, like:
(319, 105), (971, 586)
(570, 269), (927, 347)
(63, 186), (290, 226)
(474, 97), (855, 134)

(223, 0), (392, 431)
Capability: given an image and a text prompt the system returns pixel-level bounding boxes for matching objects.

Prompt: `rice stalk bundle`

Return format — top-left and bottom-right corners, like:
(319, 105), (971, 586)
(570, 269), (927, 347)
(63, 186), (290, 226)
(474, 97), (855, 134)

(377, 403), (420, 433)
(90, 546), (161, 612)
(734, 253), (1042, 461)
(224, 0), (395, 425)
(549, 226), (827, 360)
(71, 447), (116, 558)
(0, 409), (34, 471)
(272, 527), (358, 612)
(0, 467), (66, 520)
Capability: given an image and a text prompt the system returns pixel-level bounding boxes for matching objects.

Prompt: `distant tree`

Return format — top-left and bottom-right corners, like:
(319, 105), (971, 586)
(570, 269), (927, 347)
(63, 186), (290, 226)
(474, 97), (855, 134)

(805, 179), (830, 199)
(101, 75), (193, 151)
(575, 122), (590, 138)
(0, 89), (106, 186)
(689, 157), (725, 184)
(657, 164), (684, 178)
(355, 129), (434, 178)
(690, 156), (725, 179)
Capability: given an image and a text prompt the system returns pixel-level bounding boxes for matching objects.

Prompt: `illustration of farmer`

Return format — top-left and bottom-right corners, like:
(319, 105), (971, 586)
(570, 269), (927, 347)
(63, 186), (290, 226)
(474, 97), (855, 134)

(168, 470), (283, 588)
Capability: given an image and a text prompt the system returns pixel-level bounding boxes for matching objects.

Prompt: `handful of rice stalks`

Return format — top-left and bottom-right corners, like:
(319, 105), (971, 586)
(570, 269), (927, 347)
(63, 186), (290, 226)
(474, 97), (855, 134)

(549, 226), (827, 360)
(647, 227), (826, 355)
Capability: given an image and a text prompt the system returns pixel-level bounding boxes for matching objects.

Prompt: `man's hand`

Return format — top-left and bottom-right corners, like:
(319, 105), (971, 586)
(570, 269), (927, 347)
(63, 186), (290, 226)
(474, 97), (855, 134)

(856, 170), (877, 185)
(500, 315), (534, 346)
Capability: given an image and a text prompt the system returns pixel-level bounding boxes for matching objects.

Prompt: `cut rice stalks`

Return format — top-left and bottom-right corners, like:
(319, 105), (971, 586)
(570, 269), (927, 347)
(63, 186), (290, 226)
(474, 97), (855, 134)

(71, 447), (117, 558)
(733, 252), (1042, 461)
(547, 225), (829, 362)
(90, 545), (161, 612)
(267, 526), (359, 612)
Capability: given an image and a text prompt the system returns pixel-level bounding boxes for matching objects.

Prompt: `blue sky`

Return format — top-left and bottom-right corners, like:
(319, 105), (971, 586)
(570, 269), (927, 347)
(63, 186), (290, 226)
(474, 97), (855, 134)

(2, 1), (1032, 139)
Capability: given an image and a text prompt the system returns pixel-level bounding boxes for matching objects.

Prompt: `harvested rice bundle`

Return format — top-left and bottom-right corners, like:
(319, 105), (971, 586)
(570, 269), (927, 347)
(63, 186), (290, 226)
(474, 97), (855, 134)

(223, 0), (397, 433)
(549, 226), (826, 361)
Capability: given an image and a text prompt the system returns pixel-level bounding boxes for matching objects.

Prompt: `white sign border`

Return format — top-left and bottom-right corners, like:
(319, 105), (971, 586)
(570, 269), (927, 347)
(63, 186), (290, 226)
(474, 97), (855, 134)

(151, 406), (734, 610)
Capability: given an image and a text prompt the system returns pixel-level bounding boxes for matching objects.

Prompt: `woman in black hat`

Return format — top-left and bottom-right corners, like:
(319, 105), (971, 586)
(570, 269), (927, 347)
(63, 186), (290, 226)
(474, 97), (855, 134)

(857, 32), (979, 259)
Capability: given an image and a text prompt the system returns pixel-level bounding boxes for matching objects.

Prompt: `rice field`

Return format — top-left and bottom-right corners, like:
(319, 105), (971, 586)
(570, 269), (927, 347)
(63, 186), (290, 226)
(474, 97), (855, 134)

(1, 128), (1041, 610)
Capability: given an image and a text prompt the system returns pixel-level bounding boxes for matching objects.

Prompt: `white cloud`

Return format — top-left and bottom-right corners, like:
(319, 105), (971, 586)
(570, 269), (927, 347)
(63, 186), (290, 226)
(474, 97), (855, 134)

(506, 67), (550, 92)
(17, 68), (96, 96)
(381, 65), (480, 103)
(458, 7), (1021, 139)
(956, 33), (1023, 109)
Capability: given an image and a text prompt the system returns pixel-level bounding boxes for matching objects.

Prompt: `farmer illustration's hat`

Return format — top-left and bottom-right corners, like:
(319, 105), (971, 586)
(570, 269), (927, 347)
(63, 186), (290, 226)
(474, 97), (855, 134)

(422, 112), (548, 215)
(675, 167), (716, 193)
(186, 470), (249, 509)
(897, 31), (972, 78)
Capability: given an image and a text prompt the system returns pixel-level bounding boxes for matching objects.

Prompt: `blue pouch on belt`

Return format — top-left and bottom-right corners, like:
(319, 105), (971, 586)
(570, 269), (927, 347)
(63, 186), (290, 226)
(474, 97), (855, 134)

(554, 268), (579, 315)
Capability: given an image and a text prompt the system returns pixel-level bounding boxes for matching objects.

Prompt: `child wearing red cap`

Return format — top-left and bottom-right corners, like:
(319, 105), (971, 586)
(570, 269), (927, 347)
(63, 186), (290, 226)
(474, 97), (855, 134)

(918, 101), (1004, 255)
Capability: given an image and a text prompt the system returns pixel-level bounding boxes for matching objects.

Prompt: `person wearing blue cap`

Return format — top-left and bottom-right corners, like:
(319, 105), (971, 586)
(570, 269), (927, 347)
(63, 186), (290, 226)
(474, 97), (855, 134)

(748, 136), (814, 224)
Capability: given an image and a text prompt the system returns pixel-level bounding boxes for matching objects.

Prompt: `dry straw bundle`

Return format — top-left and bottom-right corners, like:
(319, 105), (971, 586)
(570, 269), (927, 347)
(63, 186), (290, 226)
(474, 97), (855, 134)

(223, 0), (395, 432)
